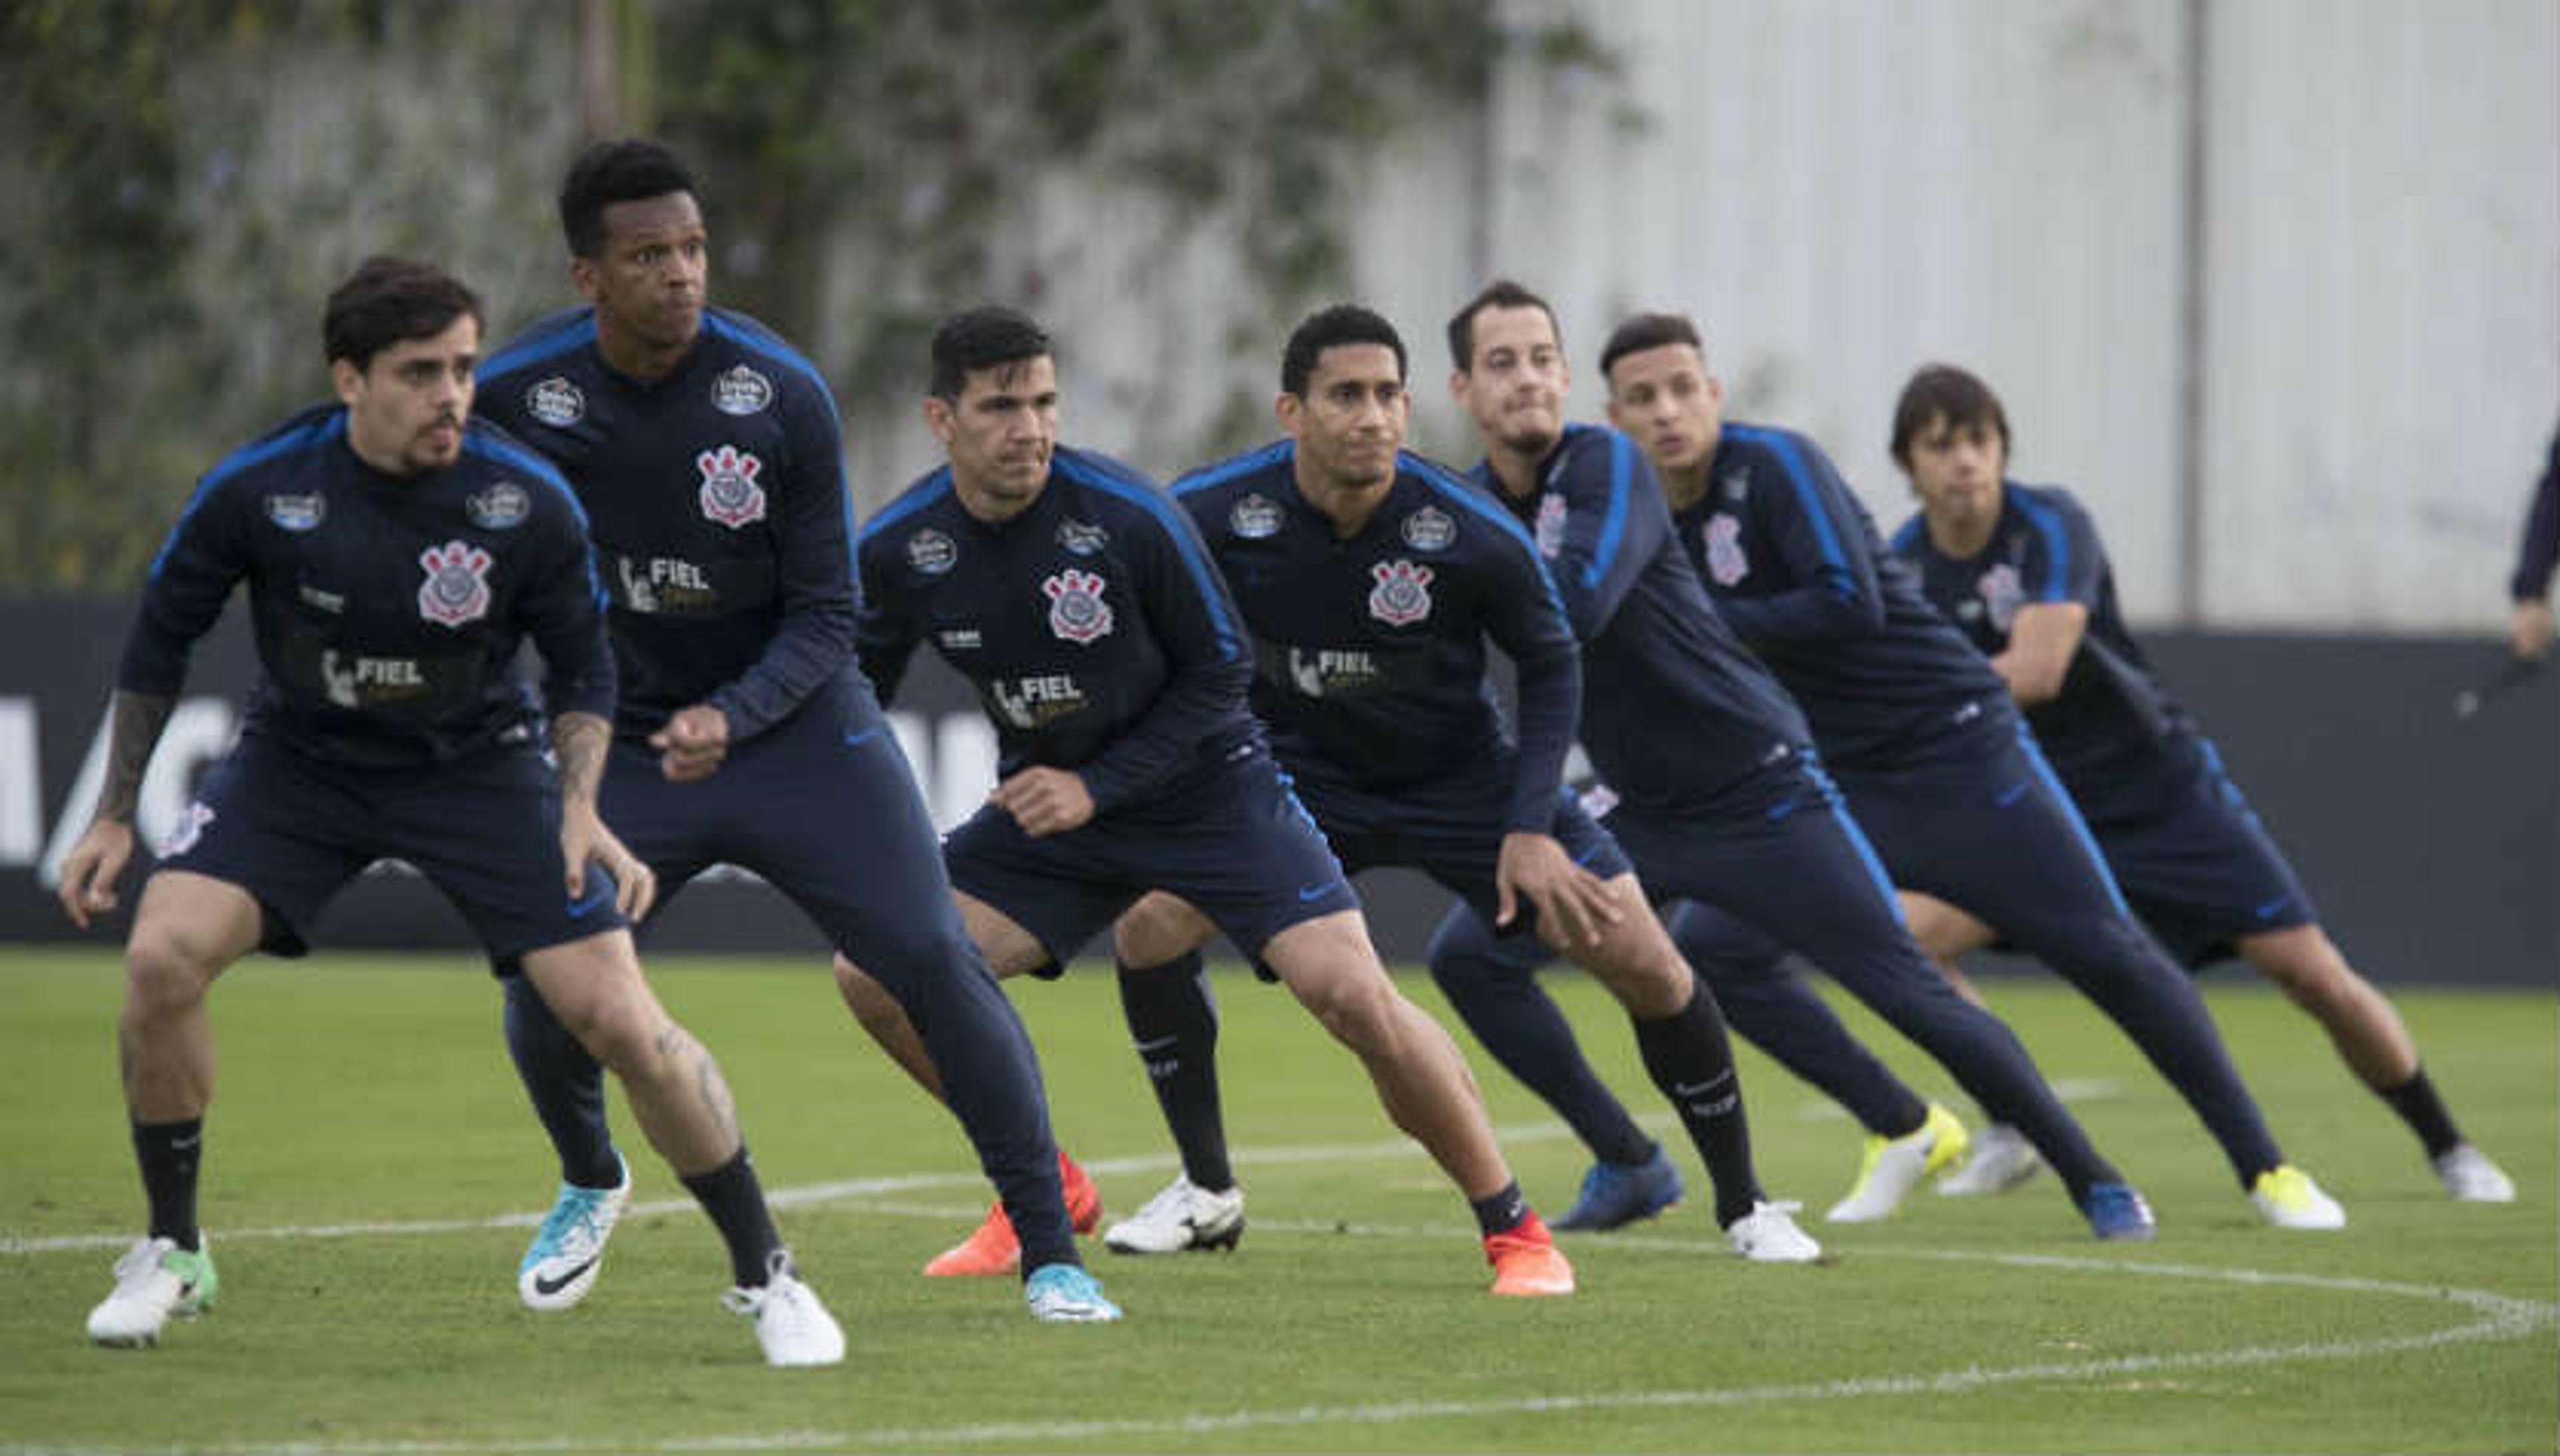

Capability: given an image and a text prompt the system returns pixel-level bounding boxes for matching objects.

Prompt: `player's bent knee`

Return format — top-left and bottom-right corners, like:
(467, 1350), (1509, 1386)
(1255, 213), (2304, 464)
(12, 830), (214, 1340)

(1112, 891), (1215, 967)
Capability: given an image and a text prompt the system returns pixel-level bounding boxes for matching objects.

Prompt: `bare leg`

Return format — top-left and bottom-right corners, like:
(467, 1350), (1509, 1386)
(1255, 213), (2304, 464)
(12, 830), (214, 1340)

(1899, 889), (1998, 1007)
(520, 930), (738, 1176)
(117, 873), (262, 1122)
(2236, 925), (2419, 1088)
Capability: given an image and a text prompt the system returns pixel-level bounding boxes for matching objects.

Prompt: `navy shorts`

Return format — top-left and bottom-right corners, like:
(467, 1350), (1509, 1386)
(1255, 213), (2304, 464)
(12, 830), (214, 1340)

(2080, 739), (2317, 967)
(1297, 766), (1630, 932)
(156, 730), (626, 963)
(601, 673), (979, 973)
(943, 743), (1358, 973)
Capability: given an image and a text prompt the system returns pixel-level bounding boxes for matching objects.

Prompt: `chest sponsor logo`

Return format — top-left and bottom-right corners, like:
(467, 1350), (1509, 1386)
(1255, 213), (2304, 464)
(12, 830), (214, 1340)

(905, 528), (957, 575)
(617, 555), (714, 614)
(1229, 493), (1282, 539)
(696, 445), (767, 528)
(988, 673), (1087, 729)
(297, 583), (345, 615)
(1367, 559), (1434, 627)
(1704, 513), (1749, 586)
(320, 649), (429, 709)
(1976, 563), (2023, 633)
(937, 627), (981, 651)
(712, 364), (774, 416)
(1057, 519), (1109, 556)
(526, 376), (585, 428)
(1532, 493), (1567, 560)
(1285, 647), (1381, 699)
(1400, 505), (1456, 552)
(466, 482), (531, 530)
(1042, 567), (1114, 644)
(159, 801), (215, 859)
(417, 540), (494, 627)
(265, 493), (325, 532)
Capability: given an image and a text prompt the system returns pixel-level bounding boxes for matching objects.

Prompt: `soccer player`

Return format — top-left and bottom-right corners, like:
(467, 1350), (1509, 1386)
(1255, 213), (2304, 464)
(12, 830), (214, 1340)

(1586, 312), (2341, 1227)
(1425, 281), (2153, 1240)
(55, 257), (843, 1363)
(834, 305), (1577, 1296)
(2509, 419), (2557, 661)
(475, 141), (1111, 1324)
(1102, 305), (1817, 1263)
(1885, 361), (2515, 1204)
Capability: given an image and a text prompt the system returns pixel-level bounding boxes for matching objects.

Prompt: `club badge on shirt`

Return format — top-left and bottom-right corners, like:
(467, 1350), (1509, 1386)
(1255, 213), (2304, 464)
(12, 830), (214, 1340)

(1043, 568), (1114, 644)
(1401, 506), (1456, 552)
(1230, 494), (1282, 539)
(1976, 563), (2024, 633)
(1533, 493), (1567, 560)
(525, 377), (585, 428)
(417, 541), (494, 627)
(1368, 559), (1434, 626)
(697, 445), (767, 528)
(1704, 513), (1749, 586)
(712, 365), (774, 416)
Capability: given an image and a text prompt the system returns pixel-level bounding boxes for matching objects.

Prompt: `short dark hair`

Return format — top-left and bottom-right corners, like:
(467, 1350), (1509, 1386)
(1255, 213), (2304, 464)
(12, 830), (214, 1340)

(1281, 305), (1407, 397)
(1890, 363), (2013, 466)
(1598, 312), (1703, 382)
(322, 256), (482, 371)
(1446, 279), (1558, 373)
(559, 138), (699, 259)
(929, 306), (1053, 401)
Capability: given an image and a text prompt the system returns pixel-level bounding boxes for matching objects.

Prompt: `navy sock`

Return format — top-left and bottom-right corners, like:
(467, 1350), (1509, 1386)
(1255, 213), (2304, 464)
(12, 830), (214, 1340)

(681, 1147), (784, 1288)
(1632, 983), (1763, 1227)
(1470, 1179), (1529, 1237)
(131, 1117), (203, 1251)
(1115, 952), (1235, 1191)
(1427, 934), (1655, 1167)
(503, 973), (623, 1189)
(2379, 1066), (2465, 1158)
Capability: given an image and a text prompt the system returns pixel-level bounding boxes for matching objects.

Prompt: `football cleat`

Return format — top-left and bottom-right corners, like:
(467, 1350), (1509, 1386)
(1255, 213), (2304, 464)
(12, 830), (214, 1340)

(519, 1153), (631, 1311)
(87, 1235), (219, 1348)
(925, 1147), (1102, 1276)
(1025, 1263), (1123, 1323)
(1825, 1103), (1968, 1222)
(1103, 1175), (1245, 1255)
(1485, 1212), (1576, 1297)
(721, 1251), (845, 1367)
(2249, 1165), (2347, 1231)
(1552, 1145), (1683, 1231)
(2433, 1143), (2516, 1203)
(2079, 1182), (2157, 1241)
(1936, 1121), (2047, 1197)
(1725, 1199), (1823, 1262)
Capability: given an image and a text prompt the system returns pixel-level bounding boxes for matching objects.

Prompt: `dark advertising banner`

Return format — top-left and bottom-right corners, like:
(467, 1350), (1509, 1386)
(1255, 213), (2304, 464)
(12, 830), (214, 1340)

(3, 598), (2551, 983)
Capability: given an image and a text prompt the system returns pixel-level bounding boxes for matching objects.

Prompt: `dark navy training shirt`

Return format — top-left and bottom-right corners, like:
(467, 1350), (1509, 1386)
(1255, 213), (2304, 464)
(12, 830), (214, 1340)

(1470, 423), (1808, 815)
(479, 305), (856, 743)
(855, 445), (1257, 811)
(1678, 421), (2007, 768)
(1171, 441), (1579, 832)
(122, 404), (611, 767)
(1891, 481), (2198, 808)
(2513, 421), (2559, 602)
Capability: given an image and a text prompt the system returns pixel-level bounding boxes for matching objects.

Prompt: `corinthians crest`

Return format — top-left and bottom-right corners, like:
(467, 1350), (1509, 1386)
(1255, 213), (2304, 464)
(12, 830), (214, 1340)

(1367, 559), (1433, 626)
(1703, 513), (1749, 586)
(1041, 568), (1114, 644)
(696, 445), (767, 528)
(417, 540), (493, 627)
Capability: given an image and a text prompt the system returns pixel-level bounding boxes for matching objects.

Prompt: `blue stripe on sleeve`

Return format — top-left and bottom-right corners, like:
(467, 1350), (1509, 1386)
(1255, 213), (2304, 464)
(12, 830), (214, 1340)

(1407, 453), (1572, 623)
(477, 310), (597, 381)
(1056, 451), (1243, 659)
(150, 412), (346, 579)
(2010, 489), (2074, 601)
(1586, 431), (1634, 591)
(855, 469), (954, 547)
(1887, 515), (1924, 555)
(1170, 439), (1293, 498)
(702, 311), (844, 423)
(1737, 425), (1853, 592)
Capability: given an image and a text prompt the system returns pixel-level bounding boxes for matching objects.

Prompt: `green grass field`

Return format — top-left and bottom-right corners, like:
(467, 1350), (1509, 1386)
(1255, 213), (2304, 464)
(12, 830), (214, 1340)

(2, 948), (2551, 1453)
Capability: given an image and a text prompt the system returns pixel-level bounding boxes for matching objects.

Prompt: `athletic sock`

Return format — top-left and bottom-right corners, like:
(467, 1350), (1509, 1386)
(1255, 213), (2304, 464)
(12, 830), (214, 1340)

(131, 1117), (203, 1251)
(503, 973), (623, 1189)
(1632, 983), (1763, 1227)
(1115, 952), (1235, 1191)
(681, 1147), (785, 1288)
(1470, 1180), (1530, 1237)
(2378, 1066), (2465, 1158)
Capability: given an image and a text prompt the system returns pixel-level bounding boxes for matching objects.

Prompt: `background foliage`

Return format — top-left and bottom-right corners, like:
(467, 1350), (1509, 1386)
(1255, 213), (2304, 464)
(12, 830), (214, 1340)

(0, 0), (1605, 594)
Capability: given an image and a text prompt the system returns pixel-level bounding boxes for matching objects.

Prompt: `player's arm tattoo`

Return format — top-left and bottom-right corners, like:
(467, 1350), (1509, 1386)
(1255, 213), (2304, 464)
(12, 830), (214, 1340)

(550, 709), (611, 808)
(91, 691), (176, 824)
